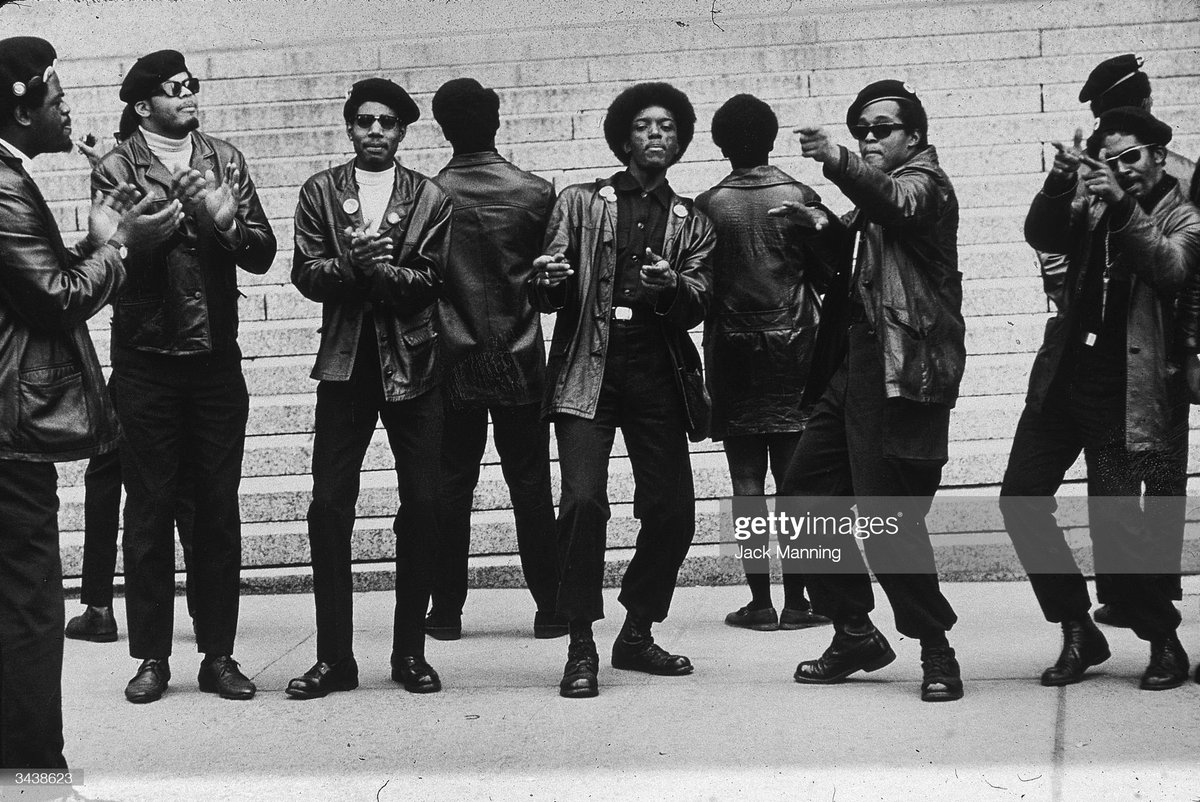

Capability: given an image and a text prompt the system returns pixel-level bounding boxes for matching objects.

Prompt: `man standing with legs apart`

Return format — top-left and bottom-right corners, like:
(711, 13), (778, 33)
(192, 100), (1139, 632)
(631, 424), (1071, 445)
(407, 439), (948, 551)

(93, 49), (276, 703)
(288, 79), (452, 698)
(774, 80), (966, 702)
(0, 36), (180, 763)
(1000, 107), (1200, 691)
(533, 82), (714, 698)
(695, 94), (833, 632)
(427, 78), (565, 641)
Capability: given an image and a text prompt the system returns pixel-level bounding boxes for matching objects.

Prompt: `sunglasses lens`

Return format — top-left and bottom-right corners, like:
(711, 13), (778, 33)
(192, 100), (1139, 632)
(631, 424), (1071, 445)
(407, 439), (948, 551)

(850, 125), (869, 140)
(185, 78), (200, 94)
(356, 115), (399, 130)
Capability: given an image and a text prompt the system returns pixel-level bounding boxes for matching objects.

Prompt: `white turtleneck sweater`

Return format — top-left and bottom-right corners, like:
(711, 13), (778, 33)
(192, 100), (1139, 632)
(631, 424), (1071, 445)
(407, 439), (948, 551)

(141, 127), (194, 175)
(354, 165), (395, 234)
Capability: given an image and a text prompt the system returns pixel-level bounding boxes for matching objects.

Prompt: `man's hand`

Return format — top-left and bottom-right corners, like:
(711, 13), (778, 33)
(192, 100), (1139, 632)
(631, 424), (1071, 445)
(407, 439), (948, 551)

(1080, 149), (1126, 205)
(87, 183), (142, 249)
(1047, 128), (1086, 184)
(202, 163), (241, 233)
(76, 134), (104, 169)
(639, 248), (676, 291)
(533, 253), (573, 287)
(343, 223), (394, 270)
(113, 193), (185, 250)
(767, 201), (830, 229)
(795, 126), (840, 165)
(170, 168), (208, 214)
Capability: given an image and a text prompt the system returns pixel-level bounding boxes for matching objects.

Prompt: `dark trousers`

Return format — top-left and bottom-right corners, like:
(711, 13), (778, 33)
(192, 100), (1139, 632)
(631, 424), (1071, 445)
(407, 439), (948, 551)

(0, 460), (67, 769)
(80, 447), (196, 610)
(434, 401), (558, 616)
(113, 356), (248, 659)
(306, 335), (442, 661)
(999, 384), (1183, 642)
(723, 433), (809, 602)
(779, 324), (957, 640)
(554, 321), (695, 624)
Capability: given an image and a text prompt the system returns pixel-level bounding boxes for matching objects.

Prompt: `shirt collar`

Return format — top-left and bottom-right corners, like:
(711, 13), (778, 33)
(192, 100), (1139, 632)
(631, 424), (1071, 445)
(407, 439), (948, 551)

(612, 170), (673, 209)
(0, 136), (32, 166)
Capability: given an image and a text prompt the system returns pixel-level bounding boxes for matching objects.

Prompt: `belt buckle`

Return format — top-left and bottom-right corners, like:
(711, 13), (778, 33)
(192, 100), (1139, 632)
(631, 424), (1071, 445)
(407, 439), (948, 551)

(613, 306), (633, 321)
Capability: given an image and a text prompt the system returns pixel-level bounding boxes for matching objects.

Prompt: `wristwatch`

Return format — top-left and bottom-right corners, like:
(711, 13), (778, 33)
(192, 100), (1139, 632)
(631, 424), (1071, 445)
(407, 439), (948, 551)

(105, 238), (128, 260)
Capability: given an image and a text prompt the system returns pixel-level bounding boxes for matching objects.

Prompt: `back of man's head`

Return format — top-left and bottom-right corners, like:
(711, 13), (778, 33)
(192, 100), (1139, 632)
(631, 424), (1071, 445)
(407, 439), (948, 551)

(432, 78), (500, 153)
(0, 37), (57, 131)
(711, 94), (777, 166)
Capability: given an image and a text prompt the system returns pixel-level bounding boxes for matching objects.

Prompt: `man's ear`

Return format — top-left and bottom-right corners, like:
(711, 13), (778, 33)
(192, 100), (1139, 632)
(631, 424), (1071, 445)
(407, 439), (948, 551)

(134, 100), (153, 120)
(1152, 145), (1167, 166)
(11, 103), (34, 129)
(396, 125), (407, 145)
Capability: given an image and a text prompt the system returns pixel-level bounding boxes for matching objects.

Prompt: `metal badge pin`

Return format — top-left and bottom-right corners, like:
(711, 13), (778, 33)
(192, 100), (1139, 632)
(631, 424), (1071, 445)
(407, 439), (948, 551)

(672, 203), (688, 218)
(11, 82), (25, 97)
(598, 186), (616, 202)
(386, 211), (401, 225)
(343, 198), (359, 215)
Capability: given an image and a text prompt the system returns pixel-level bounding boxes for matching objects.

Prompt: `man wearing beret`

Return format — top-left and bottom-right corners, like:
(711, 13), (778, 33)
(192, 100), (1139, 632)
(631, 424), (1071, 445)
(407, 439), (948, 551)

(426, 78), (564, 641)
(93, 49), (277, 703)
(533, 82), (715, 698)
(694, 94), (833, 633)
(1001, 106), (1200, 690)
(288, 78), (452, 698)
(0, 36), (179, 766)
(774, 80), (966, 702)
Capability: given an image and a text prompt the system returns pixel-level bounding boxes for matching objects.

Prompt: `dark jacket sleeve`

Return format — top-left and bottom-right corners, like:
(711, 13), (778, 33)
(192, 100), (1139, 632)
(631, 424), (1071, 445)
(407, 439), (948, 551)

(0, 182), (124, 331)
(291, 177), (366, 303)
(215, 149), (276, 274)
(356, 185), (449, 318)
(1024, 179), (1085, 254)
(1107, 196), (1199, 296)
(531, 188), (577, 313)
(824, 147), (943, 229)
(657, 208), (715, 330)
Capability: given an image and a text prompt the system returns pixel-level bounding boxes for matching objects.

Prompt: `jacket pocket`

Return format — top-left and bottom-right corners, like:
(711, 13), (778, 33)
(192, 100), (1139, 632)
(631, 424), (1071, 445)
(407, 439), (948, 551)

(18, 361), (91, 452)
(115, 297), (166, 349)
(402, 321), (438, 348)
(883, 304), (931, 340)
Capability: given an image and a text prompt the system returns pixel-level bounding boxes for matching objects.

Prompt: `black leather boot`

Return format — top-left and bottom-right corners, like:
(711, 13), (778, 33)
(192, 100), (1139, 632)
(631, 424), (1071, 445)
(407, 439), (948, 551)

(1140, 633), (1189, 691)
(611, 616), (693, 676)
(794, 620), (895, 684)
(1041, 618), (1111, 686)
(560, 635), (600, 699)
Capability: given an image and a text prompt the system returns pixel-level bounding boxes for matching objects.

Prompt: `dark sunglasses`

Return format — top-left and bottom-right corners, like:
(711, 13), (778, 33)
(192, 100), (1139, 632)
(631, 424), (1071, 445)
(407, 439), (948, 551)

(158, 77), (201, 98)
(354, 114), (401, 131)
(849, 122), (907, 141)
(1104, 144), (1153, 169)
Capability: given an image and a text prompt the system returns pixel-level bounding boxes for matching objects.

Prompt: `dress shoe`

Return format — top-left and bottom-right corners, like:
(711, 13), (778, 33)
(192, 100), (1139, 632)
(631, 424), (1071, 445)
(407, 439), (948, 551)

(391, 655), (441, 693)
(285, 658), (359, 700)
(794, 626), (895, 684)
(425, 611), (462, 641)
(779, 606), (832, 630)
(533, 611), (569, 639)
(1140, 634), (1189, 691)
(611, 620), (693, 676)
(920, 644), (964, 702)
(1092, 604), (1131, 629)
(725, 604), (779, 631)
(125, 658), (170, 704)
(65, 605), (118, 643)
(1041, 618), (1111, 687)
(560, 639), (599, 698)
(198, 655), (256, 700)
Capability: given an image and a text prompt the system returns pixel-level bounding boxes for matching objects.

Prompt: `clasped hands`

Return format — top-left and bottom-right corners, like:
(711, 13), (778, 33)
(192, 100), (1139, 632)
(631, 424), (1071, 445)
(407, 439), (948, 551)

(342, 222), (394, 271)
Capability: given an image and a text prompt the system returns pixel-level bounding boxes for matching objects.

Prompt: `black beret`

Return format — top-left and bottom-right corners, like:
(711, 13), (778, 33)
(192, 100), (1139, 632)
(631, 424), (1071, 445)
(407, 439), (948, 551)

(1079, 54), (1143, 103)
(602, 82), (696, 165)
(432, 78), (499, 138)
(0, 37), (57, 106)
(342, 78), (419, 125)
(1093, 105), (1172, 149)
(711, 94), (778, 153)
(846, 79), (922, 131)
(120, 49), (189, 103)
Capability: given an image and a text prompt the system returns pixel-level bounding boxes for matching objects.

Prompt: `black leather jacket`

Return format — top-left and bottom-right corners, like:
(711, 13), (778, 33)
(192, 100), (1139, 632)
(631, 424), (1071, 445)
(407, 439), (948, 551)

(1025, 176), (1200, 450)
(292, 159), (452, 401)
(434, 152), (555, 408)
(92, 130), (276, 358)
(821, 145), (966, 406)
(532, 175), (715, 420)
(0, 145), (123, 461)
(695, 165), (834, 439)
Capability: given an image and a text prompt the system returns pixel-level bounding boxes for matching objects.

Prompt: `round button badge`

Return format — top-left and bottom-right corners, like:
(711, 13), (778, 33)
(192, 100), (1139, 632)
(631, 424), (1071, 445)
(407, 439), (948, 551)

(343, 198), (360, 215)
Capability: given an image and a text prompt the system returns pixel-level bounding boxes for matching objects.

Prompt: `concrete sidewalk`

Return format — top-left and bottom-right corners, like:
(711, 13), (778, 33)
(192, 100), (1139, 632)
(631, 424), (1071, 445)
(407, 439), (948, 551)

(39, 581), (1200, 802)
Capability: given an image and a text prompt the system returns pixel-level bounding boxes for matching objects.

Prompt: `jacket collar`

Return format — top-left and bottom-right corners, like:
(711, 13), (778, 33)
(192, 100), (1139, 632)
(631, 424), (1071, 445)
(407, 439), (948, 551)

(890, 144), (941, 176)
(125, 129), (216, 191)
(0, 137), (31, 168)
(332, 157), (419, 234)
(713, 164), (795, 189)
(442, 151), (507, 170)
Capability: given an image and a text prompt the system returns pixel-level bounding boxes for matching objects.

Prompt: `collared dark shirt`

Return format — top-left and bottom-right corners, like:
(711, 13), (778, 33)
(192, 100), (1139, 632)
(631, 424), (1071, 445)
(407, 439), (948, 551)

(613, 170), (672, 308)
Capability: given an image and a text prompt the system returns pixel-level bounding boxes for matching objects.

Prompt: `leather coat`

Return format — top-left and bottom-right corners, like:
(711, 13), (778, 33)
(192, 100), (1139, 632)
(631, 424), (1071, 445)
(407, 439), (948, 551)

(695, 165), (835, 439)
(823, 145), (966, 406)
(292, 159), (452, 402)
(1024, 176), (1200, 450)
(532, 175), (715, 419)
(434, 152), (555, 408)
(92, 130), (276, 357)
(0, 144), (123, 461)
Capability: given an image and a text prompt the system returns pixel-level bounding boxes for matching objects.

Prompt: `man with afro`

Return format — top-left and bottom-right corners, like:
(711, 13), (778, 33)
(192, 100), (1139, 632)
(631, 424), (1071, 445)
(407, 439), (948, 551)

(532, 81), (715, 698)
